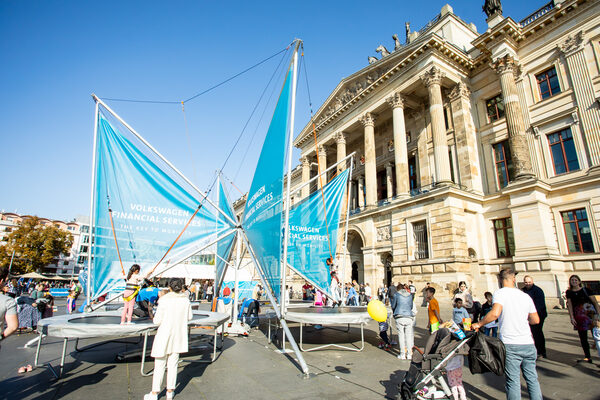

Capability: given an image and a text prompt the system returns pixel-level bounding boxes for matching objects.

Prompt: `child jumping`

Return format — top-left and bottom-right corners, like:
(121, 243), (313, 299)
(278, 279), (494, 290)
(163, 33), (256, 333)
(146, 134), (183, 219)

(121, 264), (144, 325)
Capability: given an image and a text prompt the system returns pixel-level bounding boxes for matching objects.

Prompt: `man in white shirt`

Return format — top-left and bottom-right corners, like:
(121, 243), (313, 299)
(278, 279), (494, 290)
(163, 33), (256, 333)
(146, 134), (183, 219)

(473, 268), (541, 400)
(364, 283), (372, 302)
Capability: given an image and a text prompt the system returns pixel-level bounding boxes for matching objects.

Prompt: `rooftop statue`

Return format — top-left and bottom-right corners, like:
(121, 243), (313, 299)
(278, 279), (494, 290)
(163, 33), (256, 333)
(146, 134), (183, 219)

(392, 34), (402, 51)
(376, 45), (391, 58)
(483, 0), (502, 17)
(368, 56), (378, 64)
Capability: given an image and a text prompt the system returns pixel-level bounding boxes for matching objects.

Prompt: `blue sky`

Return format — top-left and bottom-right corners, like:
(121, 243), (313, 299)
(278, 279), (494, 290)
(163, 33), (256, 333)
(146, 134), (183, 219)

(0, 1), (545, 221)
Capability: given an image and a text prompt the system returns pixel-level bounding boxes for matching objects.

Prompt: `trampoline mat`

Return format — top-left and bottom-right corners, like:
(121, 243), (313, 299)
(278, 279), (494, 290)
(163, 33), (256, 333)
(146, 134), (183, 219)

(69, 316), (151, 324)
(285, 306), (371, 325)
(38, 310), (227, 339)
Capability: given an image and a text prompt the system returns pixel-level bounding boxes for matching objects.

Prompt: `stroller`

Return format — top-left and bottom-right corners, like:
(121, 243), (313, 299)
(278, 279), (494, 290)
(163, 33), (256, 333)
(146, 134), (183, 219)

(399, 328), (473, 399)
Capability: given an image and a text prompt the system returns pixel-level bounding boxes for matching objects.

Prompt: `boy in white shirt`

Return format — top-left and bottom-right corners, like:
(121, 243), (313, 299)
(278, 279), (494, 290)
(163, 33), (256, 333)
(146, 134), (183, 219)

(473, 268), (541, 400)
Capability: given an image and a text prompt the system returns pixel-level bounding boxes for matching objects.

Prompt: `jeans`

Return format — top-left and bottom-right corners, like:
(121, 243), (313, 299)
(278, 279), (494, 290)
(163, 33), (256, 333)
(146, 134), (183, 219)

(504, 344), (542, 400)
(483, 326), (498, 337)
(395, 317), (414, 356)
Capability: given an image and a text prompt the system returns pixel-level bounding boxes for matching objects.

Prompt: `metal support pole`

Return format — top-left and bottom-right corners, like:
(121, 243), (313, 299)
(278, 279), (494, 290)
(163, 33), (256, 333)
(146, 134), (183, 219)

(240, 231), (309, 375)
(87, 99), (100, 303)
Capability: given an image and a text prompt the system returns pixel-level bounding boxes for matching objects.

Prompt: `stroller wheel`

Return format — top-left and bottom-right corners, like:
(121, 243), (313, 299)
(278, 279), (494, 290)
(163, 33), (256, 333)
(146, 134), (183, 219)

(399, 382), (415, 400)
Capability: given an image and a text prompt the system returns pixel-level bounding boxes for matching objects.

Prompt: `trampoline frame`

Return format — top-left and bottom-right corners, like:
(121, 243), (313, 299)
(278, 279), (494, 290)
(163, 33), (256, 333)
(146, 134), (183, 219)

(266, 309), (368, 353)
(33, 311), (228, 379)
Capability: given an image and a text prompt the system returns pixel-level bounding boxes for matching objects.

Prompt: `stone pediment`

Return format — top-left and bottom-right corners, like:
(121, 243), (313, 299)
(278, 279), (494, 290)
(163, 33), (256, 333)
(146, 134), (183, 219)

(295, 33), (474, 147)
(315, 64), (392, 126)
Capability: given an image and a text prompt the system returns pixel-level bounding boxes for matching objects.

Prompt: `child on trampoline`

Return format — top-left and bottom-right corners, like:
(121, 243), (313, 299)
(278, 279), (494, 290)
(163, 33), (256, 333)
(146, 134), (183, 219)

(121, 264), (144, 325)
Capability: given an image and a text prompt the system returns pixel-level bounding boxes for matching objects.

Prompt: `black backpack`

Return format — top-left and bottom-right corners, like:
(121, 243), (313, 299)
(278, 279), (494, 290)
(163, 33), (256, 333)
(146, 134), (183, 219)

(468, 331), (505, 376)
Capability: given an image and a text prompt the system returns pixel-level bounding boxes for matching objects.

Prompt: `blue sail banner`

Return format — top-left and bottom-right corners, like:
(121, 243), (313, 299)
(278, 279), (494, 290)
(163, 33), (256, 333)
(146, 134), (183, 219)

(215, 180), (237, 293)
(242, 69), (293, 301)
(91, 111), (234, 299)
(287, 169), (349, 297)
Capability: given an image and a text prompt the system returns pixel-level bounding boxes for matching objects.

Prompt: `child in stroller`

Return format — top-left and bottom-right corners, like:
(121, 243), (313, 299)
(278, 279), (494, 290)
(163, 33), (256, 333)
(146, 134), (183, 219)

(399, 327), (472, 399)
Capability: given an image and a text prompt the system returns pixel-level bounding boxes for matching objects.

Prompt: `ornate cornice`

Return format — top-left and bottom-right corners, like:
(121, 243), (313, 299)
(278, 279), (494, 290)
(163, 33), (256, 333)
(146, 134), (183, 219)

(420, 65), (445, 87)
(558, 30), (585, 57)
(448, 82), (471, 101)
(386, 92), (405, 109)
(359, 112), (376, 127)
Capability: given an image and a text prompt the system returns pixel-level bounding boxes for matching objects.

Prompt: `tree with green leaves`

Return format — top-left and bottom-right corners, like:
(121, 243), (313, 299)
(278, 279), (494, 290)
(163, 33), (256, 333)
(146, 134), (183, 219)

(0, 217), (73, 274)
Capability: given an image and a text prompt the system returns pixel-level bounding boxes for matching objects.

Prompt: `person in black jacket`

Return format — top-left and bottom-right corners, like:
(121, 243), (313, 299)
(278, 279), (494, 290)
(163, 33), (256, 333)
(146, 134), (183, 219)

(522, 276), (547, 358)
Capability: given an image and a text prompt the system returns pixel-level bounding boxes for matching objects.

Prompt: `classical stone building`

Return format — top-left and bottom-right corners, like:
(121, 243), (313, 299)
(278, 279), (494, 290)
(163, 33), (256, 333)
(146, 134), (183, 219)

(293, 0), (600, 303)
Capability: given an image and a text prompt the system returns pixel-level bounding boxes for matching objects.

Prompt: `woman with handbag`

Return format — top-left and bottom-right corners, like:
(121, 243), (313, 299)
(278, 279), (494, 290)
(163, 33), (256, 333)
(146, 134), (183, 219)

(566, 275), (600, 363)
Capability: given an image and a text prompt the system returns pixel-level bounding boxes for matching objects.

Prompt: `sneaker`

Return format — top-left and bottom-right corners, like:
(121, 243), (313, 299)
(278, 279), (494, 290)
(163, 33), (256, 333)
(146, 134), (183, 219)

(126, 322), (135, 325)
(144, 393), (157, 400)
(378, 342), (385, 349)
(398, 353), (406, 360)
(406, 353), (412, 360)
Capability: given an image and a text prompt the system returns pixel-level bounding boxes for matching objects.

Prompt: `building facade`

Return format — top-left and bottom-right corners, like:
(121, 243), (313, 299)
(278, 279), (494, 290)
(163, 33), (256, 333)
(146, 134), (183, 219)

(0, 211), (89, 276)
(293, 0), (600, 303)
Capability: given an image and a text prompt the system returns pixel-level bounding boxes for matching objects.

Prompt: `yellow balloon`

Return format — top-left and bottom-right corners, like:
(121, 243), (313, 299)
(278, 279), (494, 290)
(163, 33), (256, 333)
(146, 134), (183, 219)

(367, 299), (388, 322)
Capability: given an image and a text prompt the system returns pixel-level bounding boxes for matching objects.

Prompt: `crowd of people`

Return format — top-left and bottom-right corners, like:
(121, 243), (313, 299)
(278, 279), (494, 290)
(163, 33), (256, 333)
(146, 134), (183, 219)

(2, 263), (600, 399)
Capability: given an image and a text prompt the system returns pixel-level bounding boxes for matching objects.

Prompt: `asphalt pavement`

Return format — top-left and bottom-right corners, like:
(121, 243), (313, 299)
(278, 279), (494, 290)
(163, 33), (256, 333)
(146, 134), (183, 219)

(0, 297), (598, 399)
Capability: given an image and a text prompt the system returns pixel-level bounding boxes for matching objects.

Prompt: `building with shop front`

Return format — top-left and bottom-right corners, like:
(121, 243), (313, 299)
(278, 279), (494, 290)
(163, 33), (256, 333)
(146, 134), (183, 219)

(292, 0), (600, 303)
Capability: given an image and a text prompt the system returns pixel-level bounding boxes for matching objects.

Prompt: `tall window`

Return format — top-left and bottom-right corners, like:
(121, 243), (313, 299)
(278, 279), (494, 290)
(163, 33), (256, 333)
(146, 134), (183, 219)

(493, 141), (514, 189)
(408, 156), (418, 190)
(548, 128), (579, 175)
(561, 209), (594, 254)
(493, 217), (515, 257)
(413, 220), (429, 259)
(536, 67), (561, 100)
(486, 94), (505, 122)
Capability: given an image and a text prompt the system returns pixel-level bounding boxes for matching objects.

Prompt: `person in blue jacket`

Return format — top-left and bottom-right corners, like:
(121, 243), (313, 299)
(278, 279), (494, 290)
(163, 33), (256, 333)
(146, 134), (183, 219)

(137, 283), (163, 318)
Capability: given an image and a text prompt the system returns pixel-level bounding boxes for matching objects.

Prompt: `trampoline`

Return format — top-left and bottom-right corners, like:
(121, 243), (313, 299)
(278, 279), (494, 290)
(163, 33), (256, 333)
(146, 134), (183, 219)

(34, 310), (229, 378)
(268, 306), (371, 352)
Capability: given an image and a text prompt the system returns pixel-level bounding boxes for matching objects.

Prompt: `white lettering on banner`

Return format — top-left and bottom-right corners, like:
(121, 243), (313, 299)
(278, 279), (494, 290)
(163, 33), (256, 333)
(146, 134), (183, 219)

(288, 225), (327, 241)
(247, 185), (266, 207)
(129, 203), (191, 217)
(112, 202), (208, 227)
(245, 191), (274, 220)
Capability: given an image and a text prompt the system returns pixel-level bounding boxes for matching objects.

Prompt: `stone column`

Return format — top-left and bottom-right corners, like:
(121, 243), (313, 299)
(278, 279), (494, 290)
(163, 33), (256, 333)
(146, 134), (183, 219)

(387, 92), (409, 198)
(335, 132), (347, 172)
(492, 55), (535, 180)
(421, 66), (452, 185)
(360, 112), (378, 206)
(358, 175), (365, 208)
(385, 162), (394, 200)
(413, 108), (432, 187)
(559, 31), (600, 167)
(317, 145), (327, 178)
(300, 156), (311, 198)
(448, 82), (483, 193)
